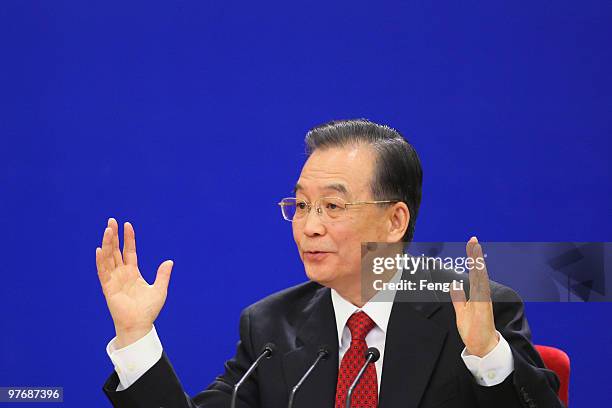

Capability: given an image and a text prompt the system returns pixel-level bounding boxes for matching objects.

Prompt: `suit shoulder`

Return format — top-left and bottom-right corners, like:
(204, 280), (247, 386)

(244, 280), (326, 317)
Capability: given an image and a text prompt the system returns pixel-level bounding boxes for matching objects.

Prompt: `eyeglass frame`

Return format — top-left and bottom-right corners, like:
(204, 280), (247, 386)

(277, 196), (400, 222)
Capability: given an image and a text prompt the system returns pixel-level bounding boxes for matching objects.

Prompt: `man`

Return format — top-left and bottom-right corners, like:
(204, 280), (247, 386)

(97, 119), (563, 407)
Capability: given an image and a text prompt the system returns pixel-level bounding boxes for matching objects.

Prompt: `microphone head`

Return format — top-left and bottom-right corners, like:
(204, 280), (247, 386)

(263, 342), (276, 359)
(365, 347), (381, 363)
(317, 345), (330, 360)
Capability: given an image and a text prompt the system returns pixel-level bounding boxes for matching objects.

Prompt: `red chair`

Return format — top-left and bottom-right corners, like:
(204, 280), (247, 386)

(534, 345), (570, 406)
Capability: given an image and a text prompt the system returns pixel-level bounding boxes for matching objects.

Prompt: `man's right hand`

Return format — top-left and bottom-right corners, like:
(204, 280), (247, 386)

(95, 218), (174, 349)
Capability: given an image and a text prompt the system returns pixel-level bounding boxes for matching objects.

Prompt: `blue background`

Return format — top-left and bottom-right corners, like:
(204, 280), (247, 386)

(1, 1), (611, 406)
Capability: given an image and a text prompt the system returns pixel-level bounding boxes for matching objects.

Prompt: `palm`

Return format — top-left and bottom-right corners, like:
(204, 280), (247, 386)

(96, 218), (173, 336)
(456, 299), (495, 354)
(104, 264), (165, 330)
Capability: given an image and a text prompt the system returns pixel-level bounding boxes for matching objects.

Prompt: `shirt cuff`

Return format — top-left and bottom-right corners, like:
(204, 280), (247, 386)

(461, 330), (514, 386)
(106, 325), (163, 391)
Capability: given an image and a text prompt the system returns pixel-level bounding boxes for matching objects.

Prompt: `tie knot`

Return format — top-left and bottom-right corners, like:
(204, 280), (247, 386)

(346, 311), (376, 341)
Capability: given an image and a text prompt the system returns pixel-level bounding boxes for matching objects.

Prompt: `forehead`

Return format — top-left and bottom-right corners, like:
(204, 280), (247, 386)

(295, 144), (375, 197)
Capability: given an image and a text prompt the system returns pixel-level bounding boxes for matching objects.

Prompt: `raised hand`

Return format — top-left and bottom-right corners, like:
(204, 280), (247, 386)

(449, 237), (498, 357)
(95, 218), (174, 348)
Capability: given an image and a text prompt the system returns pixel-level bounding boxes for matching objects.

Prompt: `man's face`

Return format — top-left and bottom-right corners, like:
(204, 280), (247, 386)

(292, 144), (392, 292)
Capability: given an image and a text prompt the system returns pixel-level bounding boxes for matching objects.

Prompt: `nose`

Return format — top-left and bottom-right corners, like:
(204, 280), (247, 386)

(302, 204), (326, 237)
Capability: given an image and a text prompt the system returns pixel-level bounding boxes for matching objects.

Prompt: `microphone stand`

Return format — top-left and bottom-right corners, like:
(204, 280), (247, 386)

(231, 343), (275, 408)
(287, 346), (329, 408)
(345, 347), (380, 408)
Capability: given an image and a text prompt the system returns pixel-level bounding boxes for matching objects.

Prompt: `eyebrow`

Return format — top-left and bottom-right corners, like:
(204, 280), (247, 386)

(293, 183), (349, 195)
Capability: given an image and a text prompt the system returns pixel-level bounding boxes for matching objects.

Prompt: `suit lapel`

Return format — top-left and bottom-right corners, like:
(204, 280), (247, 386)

(282, 286), (339, 408)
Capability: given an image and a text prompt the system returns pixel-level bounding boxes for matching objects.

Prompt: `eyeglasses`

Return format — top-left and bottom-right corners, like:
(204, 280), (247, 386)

(278, 197), (399, 223)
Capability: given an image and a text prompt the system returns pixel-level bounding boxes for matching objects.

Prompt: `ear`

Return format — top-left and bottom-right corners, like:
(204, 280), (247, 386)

(387, 202), (410, 242)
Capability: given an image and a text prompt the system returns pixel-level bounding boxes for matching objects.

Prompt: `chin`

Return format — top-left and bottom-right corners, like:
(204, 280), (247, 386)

(303, 264), (336, 286)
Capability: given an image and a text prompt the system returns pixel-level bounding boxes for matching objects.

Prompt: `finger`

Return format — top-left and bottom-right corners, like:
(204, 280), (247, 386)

(95, 247), (109, 285)
(468, 240), (491, 302)
(472, 242), (491, 300)
(108, 218), (124, 266)
(466, 236), (478, 261)
(101, 227), (116, 271)
(123, 222), (138, 266)
(467, 236), (478, 298)
(153, 260), (174, 292)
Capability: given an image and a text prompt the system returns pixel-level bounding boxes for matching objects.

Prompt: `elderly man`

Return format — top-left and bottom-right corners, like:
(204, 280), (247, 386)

(98, 119), (563, 407)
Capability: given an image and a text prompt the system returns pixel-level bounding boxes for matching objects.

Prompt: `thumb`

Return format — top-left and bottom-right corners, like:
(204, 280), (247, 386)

(449, 281), (467, 320)
(154, 260), (174, 292)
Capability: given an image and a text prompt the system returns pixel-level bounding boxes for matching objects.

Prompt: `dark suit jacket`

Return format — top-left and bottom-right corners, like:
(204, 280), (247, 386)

(103, 269), (564, 408)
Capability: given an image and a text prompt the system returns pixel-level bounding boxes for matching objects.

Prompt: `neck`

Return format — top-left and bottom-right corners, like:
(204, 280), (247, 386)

(331, 268), (397, 308)
(331, 281), (375, 309)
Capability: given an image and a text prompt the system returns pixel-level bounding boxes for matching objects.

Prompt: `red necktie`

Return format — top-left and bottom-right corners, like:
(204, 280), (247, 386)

(334, 311), (378, 408)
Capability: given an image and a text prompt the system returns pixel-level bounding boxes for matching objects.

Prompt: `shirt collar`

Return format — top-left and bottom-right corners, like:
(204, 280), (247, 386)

(330, 269), (402, 347)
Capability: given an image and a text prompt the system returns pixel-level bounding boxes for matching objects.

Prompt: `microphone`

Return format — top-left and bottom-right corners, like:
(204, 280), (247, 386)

(345, 347), (380, 408)
(287, 345), (330, 408)
(231, 342), (276, 408)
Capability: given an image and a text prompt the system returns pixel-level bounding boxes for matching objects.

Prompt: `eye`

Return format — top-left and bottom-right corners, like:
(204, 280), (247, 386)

(324, 199), (344, 212)
(296, 201), (308, 210)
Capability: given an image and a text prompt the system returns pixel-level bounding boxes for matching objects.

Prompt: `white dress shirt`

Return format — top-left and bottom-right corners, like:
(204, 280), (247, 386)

(107, 276), (514, 391)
